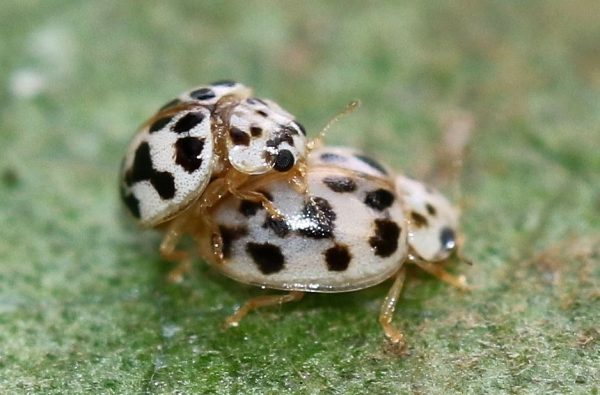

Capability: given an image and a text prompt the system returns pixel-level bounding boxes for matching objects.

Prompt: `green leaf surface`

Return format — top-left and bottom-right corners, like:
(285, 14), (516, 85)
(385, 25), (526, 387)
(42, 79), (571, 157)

(1, 1), (598, 393)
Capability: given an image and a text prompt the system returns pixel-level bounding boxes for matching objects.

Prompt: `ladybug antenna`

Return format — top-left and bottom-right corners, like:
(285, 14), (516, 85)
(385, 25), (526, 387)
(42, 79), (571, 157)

(454, 232), (474, 266)
(308, 100), (360, 151)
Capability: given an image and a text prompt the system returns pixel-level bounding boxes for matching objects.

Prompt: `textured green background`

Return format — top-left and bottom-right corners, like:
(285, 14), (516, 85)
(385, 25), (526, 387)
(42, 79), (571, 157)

(1, 1), (599, 393)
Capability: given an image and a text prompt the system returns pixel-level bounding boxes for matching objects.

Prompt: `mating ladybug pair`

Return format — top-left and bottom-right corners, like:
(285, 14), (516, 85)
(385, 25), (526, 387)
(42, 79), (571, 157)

(119, 81), (469, 347)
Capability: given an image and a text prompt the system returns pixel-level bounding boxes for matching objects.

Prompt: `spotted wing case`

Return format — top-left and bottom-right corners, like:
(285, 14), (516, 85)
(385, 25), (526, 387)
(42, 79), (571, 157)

(120, 106), (214, 227)
(210, 157), (408, 292)
(308, 146), (391, 178)
(160, 80), (252, 110)
(119, 81), (253, 226)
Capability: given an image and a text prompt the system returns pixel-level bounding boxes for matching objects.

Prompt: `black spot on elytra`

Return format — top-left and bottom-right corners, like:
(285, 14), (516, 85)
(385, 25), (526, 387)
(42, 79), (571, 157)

(247, 97), (268, 106)
(211, 80), (236, 87)
(266, 133), (295, 148)
(256, 110), (268, 117)
(172, 112), (205, 134)
(219, 225), (248, 259)
(262, 215), (290, 238)
(246, 242), (285, 274)
(273, 150), (295, 172)
(369, 219), (401, 257)
(364, 189), (395, 211)
(250, 126), (263, 137)
(292, 120), (306, 136)
(229, 127), (250, 146)
(174, 137), (205, 173)
(190, 88), (216, 101)
(159, 98), (181, 112)
(150, 171), (175, 199)
(354, 154), (388, 175)
(411, 212), (428, 228)
(325, 243), (352, 271)
(122, 191), (141, 218)
(239, 200), (263, 217)
(297, 197), (336, 239)
(323, 176), (357, 193)
(128, 142), (153, 183)
(319, 152), (345, 163)
(440, 227), (456, 251)
(124, 142), (178, 204)
(426, 203), (437, 216)
(149, 116), (173, 133)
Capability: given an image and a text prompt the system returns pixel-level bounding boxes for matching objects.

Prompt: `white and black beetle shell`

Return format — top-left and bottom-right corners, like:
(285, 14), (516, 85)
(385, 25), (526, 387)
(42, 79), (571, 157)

(119, 81), (307, 227)
(209, 148), (408, 292)
(120, 106), (214, 226)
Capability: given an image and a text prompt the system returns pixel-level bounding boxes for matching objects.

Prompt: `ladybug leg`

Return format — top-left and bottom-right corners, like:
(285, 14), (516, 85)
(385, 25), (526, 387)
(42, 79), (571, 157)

(160, 219), (193, 283)
(224, 170), (284, 219)
(194, 205), (226, 265)
(229, 188), (283, 218)
(410, 259), (471, 291)
(288, 165), (308, 194)
(379, 267), (407, 347)
(224, 291), (304, 328)
(191, 178), (231, 264)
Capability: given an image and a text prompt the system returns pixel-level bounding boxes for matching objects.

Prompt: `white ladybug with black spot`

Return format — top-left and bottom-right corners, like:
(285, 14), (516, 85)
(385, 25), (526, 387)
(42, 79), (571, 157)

(204, 146), (467, 345)
(209, 150), (407, 293)
(119, 80), (307, 228)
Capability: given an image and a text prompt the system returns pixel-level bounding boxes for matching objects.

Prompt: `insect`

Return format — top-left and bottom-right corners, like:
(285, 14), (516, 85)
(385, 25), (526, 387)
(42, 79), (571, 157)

(119, 81), (308, 264)
(204, 146), (468, 345)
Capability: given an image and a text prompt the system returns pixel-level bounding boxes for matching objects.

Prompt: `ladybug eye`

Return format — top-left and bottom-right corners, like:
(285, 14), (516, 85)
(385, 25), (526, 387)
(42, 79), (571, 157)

(273, 149), (295, 172)
(440, 227), (456, 251)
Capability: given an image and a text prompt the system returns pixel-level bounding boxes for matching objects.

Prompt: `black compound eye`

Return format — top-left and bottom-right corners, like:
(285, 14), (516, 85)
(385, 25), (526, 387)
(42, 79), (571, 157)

(440, 227), (456, 251)
(273, 149), (295, 172)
